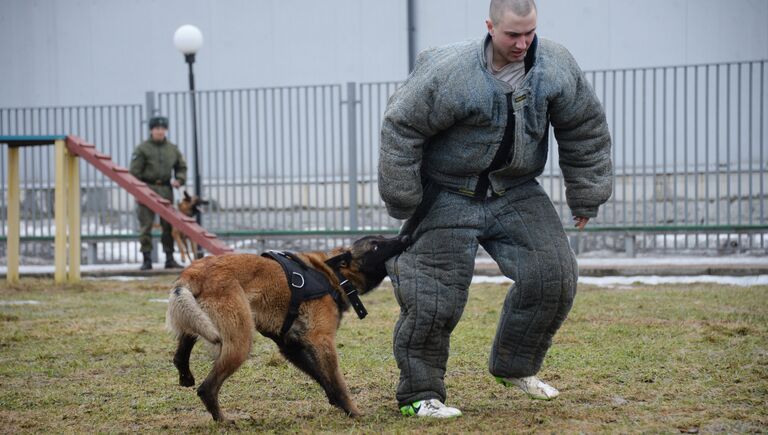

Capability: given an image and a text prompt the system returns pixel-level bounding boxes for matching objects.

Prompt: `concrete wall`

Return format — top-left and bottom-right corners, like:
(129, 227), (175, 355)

(415, 0), (768, 70)
(1, 0), (766, 107)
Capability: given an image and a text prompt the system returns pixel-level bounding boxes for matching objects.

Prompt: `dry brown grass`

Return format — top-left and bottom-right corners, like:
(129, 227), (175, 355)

(0, 276), (766, 433)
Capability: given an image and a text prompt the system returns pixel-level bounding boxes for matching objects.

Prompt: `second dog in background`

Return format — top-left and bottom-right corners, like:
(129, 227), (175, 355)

(172, 191), (208, 263)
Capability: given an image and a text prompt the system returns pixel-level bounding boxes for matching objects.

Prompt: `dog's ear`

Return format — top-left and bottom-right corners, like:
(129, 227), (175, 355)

(325, 251), (352, 269)
(184, 190), (192, 200)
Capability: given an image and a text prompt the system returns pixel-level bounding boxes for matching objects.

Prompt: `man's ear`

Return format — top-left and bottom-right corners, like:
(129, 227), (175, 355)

(325, 252), (352, 269)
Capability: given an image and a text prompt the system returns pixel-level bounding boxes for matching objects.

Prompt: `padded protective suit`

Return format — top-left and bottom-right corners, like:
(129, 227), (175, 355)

(388, 180), (577, 405)
(379, 35), (611, 407)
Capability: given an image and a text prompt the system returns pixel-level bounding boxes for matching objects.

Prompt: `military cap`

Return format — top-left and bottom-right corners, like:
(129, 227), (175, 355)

(148, 116), (169, 129)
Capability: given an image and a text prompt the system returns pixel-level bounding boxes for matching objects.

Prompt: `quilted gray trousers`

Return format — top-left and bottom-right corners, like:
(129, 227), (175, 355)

(387, 180), (578, 406)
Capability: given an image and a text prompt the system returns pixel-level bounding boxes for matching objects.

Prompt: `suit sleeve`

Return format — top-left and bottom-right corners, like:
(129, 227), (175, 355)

(378, 50), (459, 219)
(549, 49), (613, 218)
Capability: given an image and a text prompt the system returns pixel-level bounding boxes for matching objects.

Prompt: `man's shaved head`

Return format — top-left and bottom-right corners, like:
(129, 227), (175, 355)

(489, 0), (537, 24)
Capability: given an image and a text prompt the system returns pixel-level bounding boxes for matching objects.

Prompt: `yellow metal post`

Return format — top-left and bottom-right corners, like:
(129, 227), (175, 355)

(7, 147), (20, 284)
(54, 139), (68, 283)
(66, 149), (81, 282)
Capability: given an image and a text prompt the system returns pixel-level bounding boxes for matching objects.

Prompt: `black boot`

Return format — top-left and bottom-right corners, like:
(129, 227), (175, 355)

(140, 252), (153, 270)
(165, 253), (183, 269)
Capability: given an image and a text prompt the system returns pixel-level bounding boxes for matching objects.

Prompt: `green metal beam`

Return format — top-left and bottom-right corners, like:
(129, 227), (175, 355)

(1, 224), (766, 243)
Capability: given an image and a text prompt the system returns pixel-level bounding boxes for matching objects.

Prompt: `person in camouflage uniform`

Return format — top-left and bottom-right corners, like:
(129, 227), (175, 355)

(130, 116), (188, 270)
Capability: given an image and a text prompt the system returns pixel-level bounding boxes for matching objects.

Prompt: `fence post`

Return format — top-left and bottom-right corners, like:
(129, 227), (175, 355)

(346, 82), (359, 231)
(145, 91), (156, 122)
(624, 233), (636, 257)
(569, 234), (580, 255)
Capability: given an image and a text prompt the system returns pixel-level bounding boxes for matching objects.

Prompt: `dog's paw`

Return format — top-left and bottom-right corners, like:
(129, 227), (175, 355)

(179, 374), (195, 387)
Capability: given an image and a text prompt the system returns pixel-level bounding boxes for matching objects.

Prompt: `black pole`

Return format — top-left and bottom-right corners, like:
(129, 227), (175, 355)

(185, 53), (202, 226)
(407, 0), (416, 72)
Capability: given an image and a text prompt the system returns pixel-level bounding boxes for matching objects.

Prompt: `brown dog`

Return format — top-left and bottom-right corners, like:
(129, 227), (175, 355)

(172, 191), (208, 263)
(166, 235), (409, 422)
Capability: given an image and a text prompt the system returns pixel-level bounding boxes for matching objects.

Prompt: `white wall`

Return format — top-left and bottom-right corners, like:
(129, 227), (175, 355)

(0, 0), (766, 107)
(414, 0), (768, 70)
(0, 0), (407, 106)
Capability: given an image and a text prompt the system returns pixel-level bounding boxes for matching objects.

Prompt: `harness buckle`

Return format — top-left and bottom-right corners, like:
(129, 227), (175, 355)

(291, 272), (305, 288)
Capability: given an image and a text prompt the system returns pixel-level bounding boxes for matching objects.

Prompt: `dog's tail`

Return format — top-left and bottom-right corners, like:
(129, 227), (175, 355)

(166, 284), (221, 345)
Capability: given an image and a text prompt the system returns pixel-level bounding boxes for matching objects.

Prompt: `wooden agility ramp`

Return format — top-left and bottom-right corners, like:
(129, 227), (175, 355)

(1, 135), (233, 284)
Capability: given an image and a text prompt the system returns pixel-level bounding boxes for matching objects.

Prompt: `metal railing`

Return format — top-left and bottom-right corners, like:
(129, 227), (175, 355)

(1, 59), (766, 264)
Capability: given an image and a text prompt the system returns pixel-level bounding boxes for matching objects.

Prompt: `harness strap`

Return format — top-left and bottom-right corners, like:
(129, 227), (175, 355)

(398, 180), (441, 240)
(263, 250), (366, 340)
(263, 251), (339, 338)
(473, 92), (515, 198)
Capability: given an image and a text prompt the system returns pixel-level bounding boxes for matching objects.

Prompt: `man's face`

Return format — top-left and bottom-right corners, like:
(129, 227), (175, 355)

(486, 8), (537, 65)
(150, 126), (167, 141)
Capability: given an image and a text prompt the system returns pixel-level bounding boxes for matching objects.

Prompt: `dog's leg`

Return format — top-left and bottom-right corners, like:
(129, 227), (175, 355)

(195, 292), (253, 423)
(280, 336), (361, 417)
(173, 232), (189, 263)
(173, 333), (197, 387)
(197, 340), (251, 422)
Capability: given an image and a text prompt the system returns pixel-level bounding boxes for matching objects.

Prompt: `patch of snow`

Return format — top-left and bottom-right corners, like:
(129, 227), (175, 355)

(84, 276), (148, 282)
(578, 275), (768, 287)
(469, 274), (768, 287)
(0, 300), (41, 306)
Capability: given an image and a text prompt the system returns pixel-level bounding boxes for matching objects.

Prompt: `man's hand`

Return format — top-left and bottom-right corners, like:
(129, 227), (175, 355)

(573, 216), (589, 230)
(171, 179), (181, 189)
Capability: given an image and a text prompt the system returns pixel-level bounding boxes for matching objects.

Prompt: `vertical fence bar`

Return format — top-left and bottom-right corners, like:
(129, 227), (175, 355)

(726, 65), (732, 225)
(737, 63), (743, 226)
(672, 67), (678, 250)
(694, 66), (699, 247)
(747, 63), (753, 228)
(652, 68), (658, 246)
(704, 66), (714, 230)
(761, 61), (765, 248)
(683, 66), (689, 246)
(641, 68), (647, 227)
(346, 82), (358, 231)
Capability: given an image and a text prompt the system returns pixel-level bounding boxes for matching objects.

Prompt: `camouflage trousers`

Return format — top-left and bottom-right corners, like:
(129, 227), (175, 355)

(137, 185), (175, 254)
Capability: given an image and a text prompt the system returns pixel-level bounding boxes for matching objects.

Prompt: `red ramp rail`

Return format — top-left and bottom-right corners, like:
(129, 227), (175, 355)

(65, 135), (234, 256)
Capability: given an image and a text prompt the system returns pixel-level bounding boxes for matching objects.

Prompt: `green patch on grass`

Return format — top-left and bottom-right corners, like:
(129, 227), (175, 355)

(0, 277), (766, 433)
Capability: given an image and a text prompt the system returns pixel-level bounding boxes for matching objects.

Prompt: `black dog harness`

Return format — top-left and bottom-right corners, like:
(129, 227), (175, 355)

(262, 250), (367, 338)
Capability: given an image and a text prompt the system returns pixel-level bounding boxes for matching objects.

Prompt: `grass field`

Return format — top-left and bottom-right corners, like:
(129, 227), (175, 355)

(0, 276), (766, 433)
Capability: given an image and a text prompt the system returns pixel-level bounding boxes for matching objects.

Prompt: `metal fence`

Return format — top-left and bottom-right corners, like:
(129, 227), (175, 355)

(1, 59), (766, 264)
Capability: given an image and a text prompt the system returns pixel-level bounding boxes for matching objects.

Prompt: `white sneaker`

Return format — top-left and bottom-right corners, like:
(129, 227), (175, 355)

(496, 375), (560, 400)
(400, 399), (462, 418)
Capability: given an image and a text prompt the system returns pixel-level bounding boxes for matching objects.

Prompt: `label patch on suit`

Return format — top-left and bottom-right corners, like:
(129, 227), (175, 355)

(514, 95), (527, 103)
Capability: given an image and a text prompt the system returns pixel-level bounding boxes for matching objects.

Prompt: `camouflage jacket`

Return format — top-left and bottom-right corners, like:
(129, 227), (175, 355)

(129, 138), (187, 186)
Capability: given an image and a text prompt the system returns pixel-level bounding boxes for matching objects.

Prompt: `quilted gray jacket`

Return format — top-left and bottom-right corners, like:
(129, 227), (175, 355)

(379, 35), (613, 219)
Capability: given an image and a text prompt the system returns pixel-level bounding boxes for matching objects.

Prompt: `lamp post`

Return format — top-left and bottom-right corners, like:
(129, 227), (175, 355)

(173, 24), (204, 225)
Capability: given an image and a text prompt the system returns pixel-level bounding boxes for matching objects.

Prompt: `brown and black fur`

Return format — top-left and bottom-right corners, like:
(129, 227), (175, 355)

(172, 191), (208, 263)
(166, 235), (409, 422)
